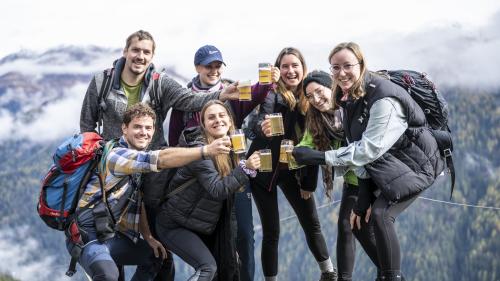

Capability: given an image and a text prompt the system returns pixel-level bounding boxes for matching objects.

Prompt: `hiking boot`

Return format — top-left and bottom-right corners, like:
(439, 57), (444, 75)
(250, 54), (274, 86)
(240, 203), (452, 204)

(337, 272), (351, 281)
(319, 270), (338, 281)
(379, 270), (402, 281)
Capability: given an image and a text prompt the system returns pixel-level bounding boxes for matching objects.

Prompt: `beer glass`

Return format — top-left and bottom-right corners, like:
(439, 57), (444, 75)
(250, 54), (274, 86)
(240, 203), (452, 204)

(286, 145), (304, 170)
(259, 149), (272, 172)
(230, 129), (246, 154)
(258, 63), (272, 85)
(280, 139), (293, 163)
(268, 113), (284, 136)
(238, 80), (252, 101)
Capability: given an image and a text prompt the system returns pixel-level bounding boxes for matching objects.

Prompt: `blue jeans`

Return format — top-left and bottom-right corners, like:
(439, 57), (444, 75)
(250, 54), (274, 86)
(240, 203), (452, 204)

(235, 183), (255, 281)
(70, 233), (159, 281)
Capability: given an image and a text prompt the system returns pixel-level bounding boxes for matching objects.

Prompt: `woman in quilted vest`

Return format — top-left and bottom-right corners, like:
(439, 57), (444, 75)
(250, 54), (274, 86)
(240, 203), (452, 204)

(299, 70), (381, 281)
(294, 42), (443, 281)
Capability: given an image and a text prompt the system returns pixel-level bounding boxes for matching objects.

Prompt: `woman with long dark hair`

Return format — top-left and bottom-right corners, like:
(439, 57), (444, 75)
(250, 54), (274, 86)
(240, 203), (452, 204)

(299, 70), (381, 281)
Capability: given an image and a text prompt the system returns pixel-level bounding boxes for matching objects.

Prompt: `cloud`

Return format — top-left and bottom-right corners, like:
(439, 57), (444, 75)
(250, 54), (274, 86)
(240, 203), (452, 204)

(361, 11), (500, 89)
(0, 83), (85, 142)
(0, 46), (120, 77)
(0, 226), (76, 281)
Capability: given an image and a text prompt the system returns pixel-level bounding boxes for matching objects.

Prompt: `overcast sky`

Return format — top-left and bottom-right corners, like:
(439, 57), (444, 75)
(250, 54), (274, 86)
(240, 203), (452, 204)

(2, 0), (500, 86)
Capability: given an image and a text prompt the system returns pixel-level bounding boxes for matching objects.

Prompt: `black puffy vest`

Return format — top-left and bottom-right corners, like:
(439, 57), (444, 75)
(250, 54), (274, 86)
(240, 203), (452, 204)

(340, 72), (444, 202)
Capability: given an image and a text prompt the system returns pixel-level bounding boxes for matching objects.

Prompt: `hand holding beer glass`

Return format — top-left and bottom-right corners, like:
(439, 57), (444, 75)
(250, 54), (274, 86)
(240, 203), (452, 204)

(259, 63), (280, 84)
(230, 129), (247, 154)
(261, 113), (285, 137)
(245, 151), (261, 171)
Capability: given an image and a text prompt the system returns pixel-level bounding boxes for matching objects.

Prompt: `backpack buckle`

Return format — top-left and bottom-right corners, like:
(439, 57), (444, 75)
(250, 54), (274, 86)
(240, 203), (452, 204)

(443, 148), (452, 158)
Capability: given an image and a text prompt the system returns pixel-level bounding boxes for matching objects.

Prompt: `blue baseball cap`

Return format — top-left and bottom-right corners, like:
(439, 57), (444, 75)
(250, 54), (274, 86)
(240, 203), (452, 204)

(194, 45), (226, 66)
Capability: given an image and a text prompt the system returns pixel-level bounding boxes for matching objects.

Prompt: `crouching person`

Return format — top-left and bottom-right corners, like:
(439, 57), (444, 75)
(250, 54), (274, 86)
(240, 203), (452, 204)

(67, 103), (232, 281)
(156, 100), (261, 281)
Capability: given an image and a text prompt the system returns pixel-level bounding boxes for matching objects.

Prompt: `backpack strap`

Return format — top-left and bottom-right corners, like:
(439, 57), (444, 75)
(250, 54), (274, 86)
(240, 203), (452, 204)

(150, 72), (165, 122)
(97, 139), (121, 224)
(97, 68), (114, 135)
(159, 177), (197, 206)
(168, 178), (197, 199)
(66, 256), (79, 277)
(443, 148), (455, 200)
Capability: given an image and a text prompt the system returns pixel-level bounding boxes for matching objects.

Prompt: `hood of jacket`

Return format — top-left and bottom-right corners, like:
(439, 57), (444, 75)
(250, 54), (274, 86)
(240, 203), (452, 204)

(178, 126), (206, 148)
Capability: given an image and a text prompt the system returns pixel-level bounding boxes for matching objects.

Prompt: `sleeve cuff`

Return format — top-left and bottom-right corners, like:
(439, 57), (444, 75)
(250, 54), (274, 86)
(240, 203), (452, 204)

(239, 160), (257, 178)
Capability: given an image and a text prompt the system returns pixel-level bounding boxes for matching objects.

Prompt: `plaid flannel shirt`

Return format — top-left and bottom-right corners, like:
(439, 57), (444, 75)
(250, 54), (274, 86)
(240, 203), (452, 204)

(78, 136), (160, 242)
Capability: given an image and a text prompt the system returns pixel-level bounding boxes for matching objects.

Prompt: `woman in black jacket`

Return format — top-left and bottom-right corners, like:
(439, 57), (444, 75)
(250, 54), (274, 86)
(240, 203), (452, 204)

(247, 47), (337, 281)
(294, 42), (444, 281)
(156, 100), (261, 281)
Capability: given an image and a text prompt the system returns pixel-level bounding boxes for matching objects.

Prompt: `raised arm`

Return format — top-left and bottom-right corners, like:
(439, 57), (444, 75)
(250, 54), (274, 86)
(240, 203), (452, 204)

(107, 137), (231, 176)
(160, 76), (239, 112)
(325, 97), (408, 167)
(157, 136), (232, 169)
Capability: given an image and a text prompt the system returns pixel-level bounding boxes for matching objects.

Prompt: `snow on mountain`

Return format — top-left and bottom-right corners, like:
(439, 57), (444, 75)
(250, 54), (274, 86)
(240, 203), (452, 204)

(0, 46), (187, 143)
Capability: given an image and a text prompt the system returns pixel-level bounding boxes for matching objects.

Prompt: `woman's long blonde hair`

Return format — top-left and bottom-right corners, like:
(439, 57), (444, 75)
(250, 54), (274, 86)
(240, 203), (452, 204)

(200, 100), (237, 177)
(327, 42), (368, 106)
(274, 47), (309, 115)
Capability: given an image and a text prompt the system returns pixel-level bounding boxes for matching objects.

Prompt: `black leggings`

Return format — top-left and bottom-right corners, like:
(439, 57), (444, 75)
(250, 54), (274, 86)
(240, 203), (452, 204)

(370, 192), (419, 272)
(337, 184), (380, 280)
(251, 169), (330, 277)
(145, 205), (175, 281)
(156, 217), (217, 281)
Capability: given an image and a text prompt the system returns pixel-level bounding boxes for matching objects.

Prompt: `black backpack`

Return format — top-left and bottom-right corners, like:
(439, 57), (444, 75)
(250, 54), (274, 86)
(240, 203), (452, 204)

(377, 70), (455, 199)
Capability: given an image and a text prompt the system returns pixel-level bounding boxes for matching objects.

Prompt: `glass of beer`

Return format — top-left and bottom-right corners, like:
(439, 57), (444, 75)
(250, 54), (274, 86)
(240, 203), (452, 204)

(280, 139), (293, 163)
(286, 145), (304, 170)
(238, 80), (252, 101)
(259, 149), (272, 172)
(230, 129), (246, 154)
(258, 63), (272, 85)
(268, 113), (284, 136)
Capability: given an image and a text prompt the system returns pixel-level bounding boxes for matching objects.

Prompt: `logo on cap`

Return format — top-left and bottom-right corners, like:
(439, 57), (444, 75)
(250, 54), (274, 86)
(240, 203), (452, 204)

(194, 45), (226, 66)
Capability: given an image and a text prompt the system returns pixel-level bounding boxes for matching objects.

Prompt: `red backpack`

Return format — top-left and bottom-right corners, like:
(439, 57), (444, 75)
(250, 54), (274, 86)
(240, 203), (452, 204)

(37, 132), (103, 231)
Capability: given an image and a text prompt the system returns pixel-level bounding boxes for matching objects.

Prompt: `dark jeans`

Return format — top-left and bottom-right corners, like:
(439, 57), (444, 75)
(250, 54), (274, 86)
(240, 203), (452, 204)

(251, 169), (330, 277)
(337, 184), (380, 280)
(145, 205), (175, 281)
(70, 233), (159, 281)
(156, 217), (218, 281)
(235, 183), (255, 281)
